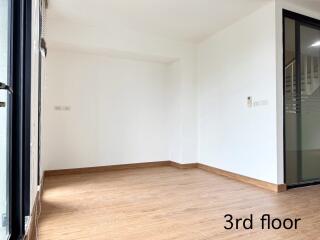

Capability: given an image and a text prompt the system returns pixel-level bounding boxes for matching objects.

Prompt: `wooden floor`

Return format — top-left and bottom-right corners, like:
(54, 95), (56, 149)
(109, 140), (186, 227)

(39, 166), (320, 240)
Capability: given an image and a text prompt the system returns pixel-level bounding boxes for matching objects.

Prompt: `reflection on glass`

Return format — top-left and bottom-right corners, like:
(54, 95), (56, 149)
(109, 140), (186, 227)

(300, 25), (320, 182)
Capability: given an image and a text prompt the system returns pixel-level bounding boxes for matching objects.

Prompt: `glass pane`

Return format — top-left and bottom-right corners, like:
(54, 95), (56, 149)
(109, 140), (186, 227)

(0, 0), (10, 238)
(284, 17), (299, 185)
(300, 24), (320, 182)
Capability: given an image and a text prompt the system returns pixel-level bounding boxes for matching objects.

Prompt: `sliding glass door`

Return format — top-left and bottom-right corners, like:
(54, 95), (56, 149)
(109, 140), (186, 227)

(0, 0), (11, 238)
(284, 10), (320, 186)
(300, 24), (320, 183)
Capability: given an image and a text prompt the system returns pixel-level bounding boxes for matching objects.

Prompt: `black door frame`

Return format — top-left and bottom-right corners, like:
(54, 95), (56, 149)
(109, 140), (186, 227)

(283, 9), (320, 188)
(23, 0), (32, 220)
(9, 0), (32, 239)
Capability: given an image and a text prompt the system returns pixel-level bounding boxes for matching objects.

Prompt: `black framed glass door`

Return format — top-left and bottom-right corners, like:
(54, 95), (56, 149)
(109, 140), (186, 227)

(0, 0), (32, 239)
(284, 10), (320, 187)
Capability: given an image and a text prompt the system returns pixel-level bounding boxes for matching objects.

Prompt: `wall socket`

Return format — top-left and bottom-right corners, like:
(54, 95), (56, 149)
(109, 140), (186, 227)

(253, 100), (269, 107)
(247, 97), (268, 108)
(54, 105), (71, 111)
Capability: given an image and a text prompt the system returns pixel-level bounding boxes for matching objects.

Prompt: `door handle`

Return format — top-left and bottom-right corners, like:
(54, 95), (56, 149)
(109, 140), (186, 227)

(0, 102), (5, 108)
(0, 82), (13, 94)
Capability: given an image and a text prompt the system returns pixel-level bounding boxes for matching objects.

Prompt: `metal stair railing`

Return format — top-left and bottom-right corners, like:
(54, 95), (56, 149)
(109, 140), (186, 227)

(285, 55), (320, 113)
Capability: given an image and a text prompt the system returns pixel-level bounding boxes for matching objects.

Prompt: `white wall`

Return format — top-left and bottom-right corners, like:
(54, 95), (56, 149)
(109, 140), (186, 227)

(197, 2), (279, 184)
(44, 21), (197, 165)
(43, 49), (177, 170)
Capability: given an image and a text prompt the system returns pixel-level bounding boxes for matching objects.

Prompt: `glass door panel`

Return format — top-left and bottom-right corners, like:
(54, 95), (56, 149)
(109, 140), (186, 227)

(284, 12), (320, 186)
(300, 24), (320, 182)
(0, 0), (10, 238)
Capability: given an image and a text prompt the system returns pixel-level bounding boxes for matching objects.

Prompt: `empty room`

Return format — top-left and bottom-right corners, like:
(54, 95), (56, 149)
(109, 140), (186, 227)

(1, 0), (320, 239)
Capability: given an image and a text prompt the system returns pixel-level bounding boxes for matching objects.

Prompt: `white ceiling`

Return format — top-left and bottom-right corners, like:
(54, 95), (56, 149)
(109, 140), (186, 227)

(287, 0), (320, 13)
(46, 0), (272, 43)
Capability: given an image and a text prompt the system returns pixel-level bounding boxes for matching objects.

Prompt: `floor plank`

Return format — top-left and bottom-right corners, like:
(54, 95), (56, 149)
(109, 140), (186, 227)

(38, 166), (320, 239)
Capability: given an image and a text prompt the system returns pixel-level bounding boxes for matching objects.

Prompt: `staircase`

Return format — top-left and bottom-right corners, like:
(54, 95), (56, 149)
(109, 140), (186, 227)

(285, 55), (320, 113)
